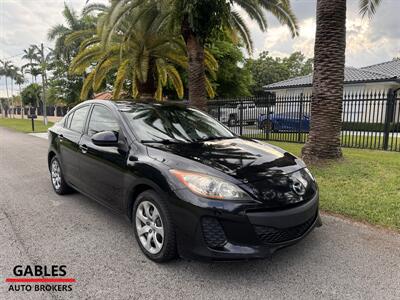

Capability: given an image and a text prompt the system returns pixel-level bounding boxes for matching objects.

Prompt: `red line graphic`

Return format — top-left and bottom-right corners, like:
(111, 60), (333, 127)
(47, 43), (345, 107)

(5, 278), (76, 283)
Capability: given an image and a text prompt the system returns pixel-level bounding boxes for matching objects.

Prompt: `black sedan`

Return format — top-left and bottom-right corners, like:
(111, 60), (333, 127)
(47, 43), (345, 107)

(48, 100), (321, 262)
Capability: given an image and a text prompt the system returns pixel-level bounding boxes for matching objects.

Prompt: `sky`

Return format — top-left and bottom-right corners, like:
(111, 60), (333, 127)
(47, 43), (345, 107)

(0, 0), (399, 97)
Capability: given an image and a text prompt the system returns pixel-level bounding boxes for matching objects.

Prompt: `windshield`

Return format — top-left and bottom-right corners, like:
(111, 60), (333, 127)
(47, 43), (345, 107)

(122, 104), (235, 143)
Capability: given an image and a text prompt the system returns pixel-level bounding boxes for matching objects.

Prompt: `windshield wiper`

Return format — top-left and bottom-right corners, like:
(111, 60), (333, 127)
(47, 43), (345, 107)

(193, 136), (236, 142)
(141, 139), (187, 145)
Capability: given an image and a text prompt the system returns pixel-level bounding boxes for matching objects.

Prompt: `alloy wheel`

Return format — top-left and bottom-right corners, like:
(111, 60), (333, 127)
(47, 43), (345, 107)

(135, 201), (164, 254)
(51, 159), (62, 190)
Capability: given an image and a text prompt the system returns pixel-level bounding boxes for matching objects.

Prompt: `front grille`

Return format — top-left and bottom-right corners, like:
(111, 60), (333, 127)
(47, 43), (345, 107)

(201, 217), (227, 248)
(254, 215), (315, 244)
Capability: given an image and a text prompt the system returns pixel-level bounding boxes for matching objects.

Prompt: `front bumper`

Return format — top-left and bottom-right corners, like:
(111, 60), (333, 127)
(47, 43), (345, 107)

(170, 190), (321, 261)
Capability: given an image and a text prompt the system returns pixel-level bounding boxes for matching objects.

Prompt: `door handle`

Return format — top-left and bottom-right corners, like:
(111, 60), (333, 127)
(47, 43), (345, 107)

(59, 134), (64, 141)
(129, 156), (138, 162)
(79, 144), (88, 154)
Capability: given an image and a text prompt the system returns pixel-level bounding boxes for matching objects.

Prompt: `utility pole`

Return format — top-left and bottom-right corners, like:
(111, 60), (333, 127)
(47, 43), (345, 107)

(40, 43), (48, 126)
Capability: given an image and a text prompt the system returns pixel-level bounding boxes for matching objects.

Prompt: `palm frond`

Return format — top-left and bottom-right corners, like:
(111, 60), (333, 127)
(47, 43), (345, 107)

(359, 0), (382, 18)
(231, 11), (254, 54)
(65, 29), (95, 46)
(257, 0), (299, 37)
(70, 45), (103, 75)
(48, 24), (68, 41)
(80, 71), (95, 100)
(155, 77), (163, 101)
(205, 76), (216, 99)
(82, 3), (109, 16)
(113, 59), (131, 99)
(92, 56), (119, 91)
(63, 4), (79, 30)
(234, 0), (267, 31)
(165, 65), (184, 99)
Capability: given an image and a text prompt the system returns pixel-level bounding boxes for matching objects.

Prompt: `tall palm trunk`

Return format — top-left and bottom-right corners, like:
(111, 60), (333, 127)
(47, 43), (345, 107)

(137, 62), (157, 101)
(19, 84), (24, 119)
(301, 0), (346, 163)
(5, 76), (10, 118)
(30, 59), (34, 83)
(137, 79), (157, 101)
(182, 20), (207, 111)
(10, 77), (14, 118)
(1, 75), (6, 118)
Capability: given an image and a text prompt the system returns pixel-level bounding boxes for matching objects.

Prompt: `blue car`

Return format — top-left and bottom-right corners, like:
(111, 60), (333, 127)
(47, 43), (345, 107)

(258, 112), (310, 132)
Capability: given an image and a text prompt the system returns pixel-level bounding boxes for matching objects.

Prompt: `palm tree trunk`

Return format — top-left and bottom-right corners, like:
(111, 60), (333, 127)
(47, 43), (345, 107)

(10, 78), (14, 118)
(30, 59), (34, 83)
(5, 76), (10, 118)
(19, 84), (24, 119)
(182, 20), (207, 111)
(301, 0), (346, 163)
(137, 72), (157, 101)
(1, 75), (6, 118)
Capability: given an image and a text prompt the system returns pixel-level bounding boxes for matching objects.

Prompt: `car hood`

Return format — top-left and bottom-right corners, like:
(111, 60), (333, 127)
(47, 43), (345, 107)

(146, 138), (317, 208)
(147, 138), (304, 183)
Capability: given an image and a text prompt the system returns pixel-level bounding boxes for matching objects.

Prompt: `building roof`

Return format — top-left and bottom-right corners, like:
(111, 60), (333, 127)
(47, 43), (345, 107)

(94, 92), (113, 100)
(264, 59), (400, 90)
(361, 59), (400, 78)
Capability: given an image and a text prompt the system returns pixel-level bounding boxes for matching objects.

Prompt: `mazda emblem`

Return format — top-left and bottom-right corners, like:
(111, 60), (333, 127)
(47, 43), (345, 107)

(291, 179), (306, 196)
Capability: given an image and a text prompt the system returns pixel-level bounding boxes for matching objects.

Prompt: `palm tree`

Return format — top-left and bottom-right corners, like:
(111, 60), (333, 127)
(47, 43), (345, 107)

(48, 4), (97, 62)
(101, 0), (298, 110)
(15, 72), (26, 118)
(9, 65), (18, 118)
(70, 5), (217, 101)
(0, 60), (13, 117)
(301, 0), (383, 162)
(0, 64), (7, 117)
(22, 46), (38, 83)
(32, 44), (53, 125)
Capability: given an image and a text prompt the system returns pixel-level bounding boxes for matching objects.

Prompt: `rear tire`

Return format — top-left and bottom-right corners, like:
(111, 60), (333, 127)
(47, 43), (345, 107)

(133, 190), (177, 262)
(228, 118), (236, 127)
(50, 156), (72, 195)
(262, 120), (274, 132)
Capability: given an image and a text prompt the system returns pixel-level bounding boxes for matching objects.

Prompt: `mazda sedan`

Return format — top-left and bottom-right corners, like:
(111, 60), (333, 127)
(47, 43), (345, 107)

(48, 100), (321, 262)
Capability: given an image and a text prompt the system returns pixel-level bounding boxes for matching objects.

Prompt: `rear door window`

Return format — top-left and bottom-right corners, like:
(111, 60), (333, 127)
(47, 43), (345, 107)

(69, 106), (90, 133)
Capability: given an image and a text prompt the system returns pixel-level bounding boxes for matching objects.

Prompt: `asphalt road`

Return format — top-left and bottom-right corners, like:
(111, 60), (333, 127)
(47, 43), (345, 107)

(0, 127), (399, 300)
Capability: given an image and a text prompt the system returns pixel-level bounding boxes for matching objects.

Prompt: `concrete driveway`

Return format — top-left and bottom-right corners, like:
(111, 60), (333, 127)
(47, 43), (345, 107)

(0, 127), (399, 300)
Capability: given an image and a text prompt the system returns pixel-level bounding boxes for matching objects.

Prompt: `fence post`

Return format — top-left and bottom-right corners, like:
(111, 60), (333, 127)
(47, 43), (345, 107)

(239, 100), (243, 136)
(298, 93), (304, 142)
(265, 96), (271, 141)
(383, 89), (395, 150)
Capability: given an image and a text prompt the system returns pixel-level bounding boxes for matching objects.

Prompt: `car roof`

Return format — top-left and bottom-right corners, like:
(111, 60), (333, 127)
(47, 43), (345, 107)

(80, 99), (190, 111)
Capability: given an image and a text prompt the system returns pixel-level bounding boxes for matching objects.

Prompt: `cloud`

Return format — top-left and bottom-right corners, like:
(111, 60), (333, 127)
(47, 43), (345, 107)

(248, 0), (399, 68)
(0, 0), (399, 97)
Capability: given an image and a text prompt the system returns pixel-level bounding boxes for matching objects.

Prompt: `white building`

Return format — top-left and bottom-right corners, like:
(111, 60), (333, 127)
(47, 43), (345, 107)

(263, 59), (400, 123)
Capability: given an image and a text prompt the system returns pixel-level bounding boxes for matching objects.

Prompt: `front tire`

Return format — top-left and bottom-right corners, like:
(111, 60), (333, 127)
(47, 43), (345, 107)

(133, 190), (177, 262)
(50, 156), (72, 195)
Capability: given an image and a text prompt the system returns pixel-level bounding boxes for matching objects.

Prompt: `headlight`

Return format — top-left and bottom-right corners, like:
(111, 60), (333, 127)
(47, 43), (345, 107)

(170, 169), (252, 201)
(303, 168), (315, 182)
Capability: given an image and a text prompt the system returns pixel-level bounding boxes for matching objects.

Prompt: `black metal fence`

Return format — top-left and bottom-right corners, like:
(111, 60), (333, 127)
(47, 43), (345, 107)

(208, 89), (400, 152)
(0, 105), (69, 117)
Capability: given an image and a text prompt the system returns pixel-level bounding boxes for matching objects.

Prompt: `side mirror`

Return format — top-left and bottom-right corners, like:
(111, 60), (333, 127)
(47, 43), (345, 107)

(92, 131), (118, 147)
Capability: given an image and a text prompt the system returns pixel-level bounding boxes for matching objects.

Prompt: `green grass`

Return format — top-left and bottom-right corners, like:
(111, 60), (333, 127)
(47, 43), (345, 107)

(268, 141), (400, 231)
(244, 133), (400, 151)
(0, 118), (53, 133)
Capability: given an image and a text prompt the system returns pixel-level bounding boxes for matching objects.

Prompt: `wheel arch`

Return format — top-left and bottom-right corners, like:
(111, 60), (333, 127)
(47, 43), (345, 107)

(127, 180), (169, 221)
(48, 151), (57, 171)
